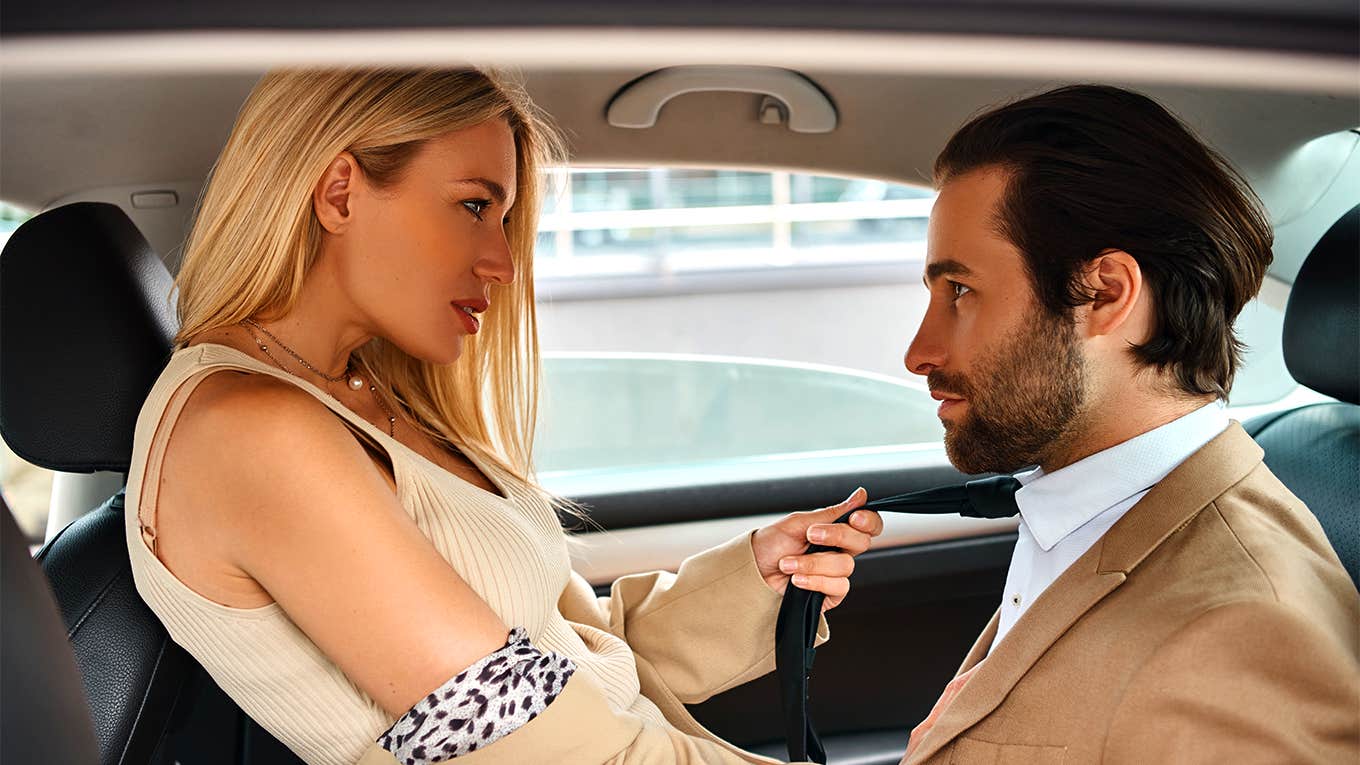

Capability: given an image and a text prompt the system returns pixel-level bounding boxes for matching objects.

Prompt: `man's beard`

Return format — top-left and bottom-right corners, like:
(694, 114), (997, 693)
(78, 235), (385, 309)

(928, 307), (1087, 475)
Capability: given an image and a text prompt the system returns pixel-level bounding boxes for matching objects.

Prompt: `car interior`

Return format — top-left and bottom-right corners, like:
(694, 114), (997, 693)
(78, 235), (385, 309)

(1, 5), (1357, 765)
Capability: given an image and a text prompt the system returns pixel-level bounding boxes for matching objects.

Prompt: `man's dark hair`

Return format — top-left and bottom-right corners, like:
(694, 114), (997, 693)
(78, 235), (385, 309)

(934, 84), (1273, 399)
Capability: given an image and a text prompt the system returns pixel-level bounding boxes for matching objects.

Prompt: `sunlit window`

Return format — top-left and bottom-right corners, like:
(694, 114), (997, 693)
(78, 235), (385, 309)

(1, 439), (52, 545)
(0, 200), (33, 249)
(534, 168), (935, 280)
(0, 202), (48, 545)
(529, 168), (1306, 491)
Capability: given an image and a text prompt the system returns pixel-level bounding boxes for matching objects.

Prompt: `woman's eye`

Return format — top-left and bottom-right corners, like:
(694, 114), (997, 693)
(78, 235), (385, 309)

(950, 281), (972, 299)
(462, 199), (491, 219)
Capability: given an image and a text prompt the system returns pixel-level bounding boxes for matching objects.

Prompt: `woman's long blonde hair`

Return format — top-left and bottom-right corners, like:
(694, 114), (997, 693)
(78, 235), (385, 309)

(173, 68), (566, 488)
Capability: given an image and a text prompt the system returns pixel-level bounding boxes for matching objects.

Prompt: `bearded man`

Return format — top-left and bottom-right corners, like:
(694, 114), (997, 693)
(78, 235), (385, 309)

(898, 84), (1359, 764)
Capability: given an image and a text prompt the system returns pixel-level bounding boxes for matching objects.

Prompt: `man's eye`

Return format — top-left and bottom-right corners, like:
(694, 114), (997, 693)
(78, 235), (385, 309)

(462, 199), (491, 219)
(950, 281), (972, 299)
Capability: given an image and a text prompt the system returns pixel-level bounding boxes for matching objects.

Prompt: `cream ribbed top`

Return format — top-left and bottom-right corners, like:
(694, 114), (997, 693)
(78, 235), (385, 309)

(124, 343), (667, 765)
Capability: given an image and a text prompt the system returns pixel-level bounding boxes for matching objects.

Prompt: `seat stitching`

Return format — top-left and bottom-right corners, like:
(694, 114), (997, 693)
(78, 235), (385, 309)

(67, 565), (124, 639)
(1248, 402), (1332, 440)
(116, 636), (173, 765)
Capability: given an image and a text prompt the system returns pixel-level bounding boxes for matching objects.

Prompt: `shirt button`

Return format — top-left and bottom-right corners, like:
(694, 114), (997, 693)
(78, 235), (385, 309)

(1011, 594), (1022, 607)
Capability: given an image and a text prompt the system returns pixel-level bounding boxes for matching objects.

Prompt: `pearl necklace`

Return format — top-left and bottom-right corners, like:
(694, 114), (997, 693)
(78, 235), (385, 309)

(238, 318), (398, 437)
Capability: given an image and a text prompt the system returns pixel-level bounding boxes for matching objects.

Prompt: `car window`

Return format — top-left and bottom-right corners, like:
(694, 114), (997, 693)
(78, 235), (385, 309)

(1229, 297), (1295, 406)
(0, 203), (50, 545)
(534, 168), (934, 282)
(537, 354), (942, 474)
(0, 441), (53, 544)
(532, 167), (941, 490)
(531, 167), (1305, 493)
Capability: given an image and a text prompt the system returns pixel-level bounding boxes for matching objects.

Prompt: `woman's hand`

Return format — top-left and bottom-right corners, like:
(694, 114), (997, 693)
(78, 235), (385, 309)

(751, 488), (883, 611)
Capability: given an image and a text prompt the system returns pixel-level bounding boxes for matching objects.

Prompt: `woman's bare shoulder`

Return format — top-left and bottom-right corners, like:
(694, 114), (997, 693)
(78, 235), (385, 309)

(169, 328), (398, 514)
(171, 365), (368, 500)
(176, 328), (333, 438)
(181, 359), (313, 423)
(152, 343), (360, 609)
(162, 340), (511, 718)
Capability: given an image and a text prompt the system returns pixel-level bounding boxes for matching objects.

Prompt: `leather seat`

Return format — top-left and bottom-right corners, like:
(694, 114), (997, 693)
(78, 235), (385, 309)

(0, 202), (190, 765)
(1, 497), (101, 765)
(1245, 205), (1359, 588)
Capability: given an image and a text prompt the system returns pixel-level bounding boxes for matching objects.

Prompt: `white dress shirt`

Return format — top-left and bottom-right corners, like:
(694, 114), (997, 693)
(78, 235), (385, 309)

(987, 400), (1231, 655)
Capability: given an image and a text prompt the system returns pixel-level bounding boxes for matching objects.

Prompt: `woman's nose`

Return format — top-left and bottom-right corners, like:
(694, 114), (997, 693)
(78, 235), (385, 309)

(474, 231), (516, 286)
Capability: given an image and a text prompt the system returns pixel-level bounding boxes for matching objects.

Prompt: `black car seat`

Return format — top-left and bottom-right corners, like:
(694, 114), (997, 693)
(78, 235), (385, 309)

(1, 496), (102, 765)
(1, 202), (312, 765)
(0, 202), (192, 764)
(1245, 205), (1359, 588)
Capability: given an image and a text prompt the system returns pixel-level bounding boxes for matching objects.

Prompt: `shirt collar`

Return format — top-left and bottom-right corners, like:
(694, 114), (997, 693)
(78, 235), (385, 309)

(1013, 400), (1231, 551)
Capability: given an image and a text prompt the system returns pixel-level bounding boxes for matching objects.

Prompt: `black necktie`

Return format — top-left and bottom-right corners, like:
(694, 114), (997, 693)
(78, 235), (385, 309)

(776, 475), (1022, 764)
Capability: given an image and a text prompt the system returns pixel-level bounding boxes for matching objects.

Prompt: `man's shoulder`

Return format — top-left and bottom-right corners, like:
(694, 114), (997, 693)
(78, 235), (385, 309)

(1124, 461), (1358, 657)
(1210, 461), (1353, 600)
(1100, 594), (1360, 764)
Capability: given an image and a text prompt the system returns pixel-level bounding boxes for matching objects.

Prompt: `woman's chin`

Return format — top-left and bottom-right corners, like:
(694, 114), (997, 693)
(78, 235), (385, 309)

(432, 336), (465, 365)
(385, 331), (464, 366)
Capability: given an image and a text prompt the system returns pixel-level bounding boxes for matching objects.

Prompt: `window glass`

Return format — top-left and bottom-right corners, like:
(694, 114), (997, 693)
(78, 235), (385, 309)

(537, 355), (942, 475)
(0, 202), (49, 546)
(1229, 298), (1295, 406)
(533, 168), (933, 280)
(0, 201), (32, 247)
(1, 440), (52, 544)
(530, 168), (1303, 488)
(533, 168), (942, 484)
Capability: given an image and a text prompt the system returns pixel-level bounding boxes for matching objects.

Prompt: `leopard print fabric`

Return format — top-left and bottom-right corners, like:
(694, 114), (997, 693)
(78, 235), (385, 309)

(377, 627), (576, 763)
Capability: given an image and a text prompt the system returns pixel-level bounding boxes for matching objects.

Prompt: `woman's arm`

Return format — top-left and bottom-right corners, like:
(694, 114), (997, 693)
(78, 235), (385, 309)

(189, 377), (783, 764)
(558, 491), (881, 704)
(178, 376), (514, 719)
(358, 672), (802, 765)
(183, 376), (869, 763)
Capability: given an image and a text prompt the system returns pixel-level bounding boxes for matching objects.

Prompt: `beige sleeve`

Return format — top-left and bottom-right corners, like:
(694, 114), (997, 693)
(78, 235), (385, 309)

(356, 531), (828, 765)
(1103, 600), (1360, 763)
(570, 528), (830, 703)
(357, 670), (815, 765)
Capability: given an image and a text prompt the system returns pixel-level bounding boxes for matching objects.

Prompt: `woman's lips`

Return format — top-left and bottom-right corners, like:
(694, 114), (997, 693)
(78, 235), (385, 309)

(452, 303), (480, 334)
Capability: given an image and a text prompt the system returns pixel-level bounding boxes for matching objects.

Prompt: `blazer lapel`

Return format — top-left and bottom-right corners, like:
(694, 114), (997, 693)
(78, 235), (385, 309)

(906, 556), (1125, 763)
(906, 422), (1263, 764)
(957, 610), (999, 675)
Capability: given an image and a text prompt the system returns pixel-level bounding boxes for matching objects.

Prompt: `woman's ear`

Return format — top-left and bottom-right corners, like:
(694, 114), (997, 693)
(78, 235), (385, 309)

(1082, 249), (1146, 340)
(313, 152), (359, 233)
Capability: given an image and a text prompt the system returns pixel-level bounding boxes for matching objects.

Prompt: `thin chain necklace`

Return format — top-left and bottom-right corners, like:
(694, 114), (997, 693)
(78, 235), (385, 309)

(238, 318), (398, 437)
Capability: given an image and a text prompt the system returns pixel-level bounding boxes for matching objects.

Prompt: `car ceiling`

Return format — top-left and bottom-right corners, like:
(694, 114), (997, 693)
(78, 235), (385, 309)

(3, 0), (1357, 57)
(1, 33), (1356, 284)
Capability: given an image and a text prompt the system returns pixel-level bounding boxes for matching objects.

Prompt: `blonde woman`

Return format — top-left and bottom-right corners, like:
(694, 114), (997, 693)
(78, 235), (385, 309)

(122, 68), (883, 765)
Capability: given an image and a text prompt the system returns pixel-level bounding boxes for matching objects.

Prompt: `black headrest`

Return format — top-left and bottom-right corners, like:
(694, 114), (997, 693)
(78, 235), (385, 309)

(1282, 206), (1359, 406)
(0, 202), (178, 473)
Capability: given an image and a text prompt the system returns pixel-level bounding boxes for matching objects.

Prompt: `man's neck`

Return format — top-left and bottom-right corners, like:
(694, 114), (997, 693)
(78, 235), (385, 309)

(1039, 393), (1217, 473)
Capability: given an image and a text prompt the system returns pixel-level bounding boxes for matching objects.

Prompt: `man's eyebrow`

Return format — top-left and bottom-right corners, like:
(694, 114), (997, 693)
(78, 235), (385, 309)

(923, 259), (975, 285)
(450, 177), (510, 205)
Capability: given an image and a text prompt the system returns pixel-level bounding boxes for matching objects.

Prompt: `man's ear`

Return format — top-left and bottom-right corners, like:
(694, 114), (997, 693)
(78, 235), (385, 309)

(1082, 249), (1146, 341)
(313, 152), (359, 233)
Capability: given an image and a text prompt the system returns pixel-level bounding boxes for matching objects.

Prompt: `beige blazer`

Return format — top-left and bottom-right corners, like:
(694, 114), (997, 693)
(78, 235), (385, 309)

(357, 529), (828, 765)
(907, 423), (1360, 764)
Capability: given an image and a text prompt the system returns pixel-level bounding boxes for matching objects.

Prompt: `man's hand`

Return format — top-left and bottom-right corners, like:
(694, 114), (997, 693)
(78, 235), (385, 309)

(751, 488), (882, 611)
